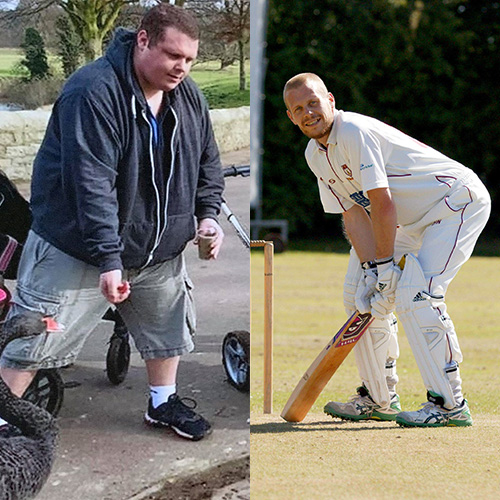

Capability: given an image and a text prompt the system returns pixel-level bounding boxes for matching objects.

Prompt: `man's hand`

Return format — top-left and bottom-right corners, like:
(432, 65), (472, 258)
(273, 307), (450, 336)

(370, 259), (401, 318)
(99, 269), (130, 304)
(355, 265), (378, 315)
(194, 218), (224, 260)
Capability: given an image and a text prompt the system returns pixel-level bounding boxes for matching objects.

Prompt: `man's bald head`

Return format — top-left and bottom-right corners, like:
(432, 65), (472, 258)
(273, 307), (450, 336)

(283, 73), (329, 110)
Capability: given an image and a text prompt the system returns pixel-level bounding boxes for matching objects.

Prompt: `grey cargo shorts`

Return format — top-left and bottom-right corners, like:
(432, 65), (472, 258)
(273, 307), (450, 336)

(0, 231), (196, 370)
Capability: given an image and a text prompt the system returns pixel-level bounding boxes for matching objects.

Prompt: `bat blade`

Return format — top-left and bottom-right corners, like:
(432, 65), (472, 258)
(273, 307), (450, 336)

(281, 311), (373, 422)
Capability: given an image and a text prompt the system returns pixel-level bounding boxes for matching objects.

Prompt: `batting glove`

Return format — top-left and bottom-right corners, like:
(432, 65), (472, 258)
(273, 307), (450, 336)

(355, 262), (378, 315)
(370, 258), (401, 318)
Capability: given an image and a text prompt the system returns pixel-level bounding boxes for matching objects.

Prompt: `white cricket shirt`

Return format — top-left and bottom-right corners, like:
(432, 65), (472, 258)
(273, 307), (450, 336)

(305, 110), (472, 226)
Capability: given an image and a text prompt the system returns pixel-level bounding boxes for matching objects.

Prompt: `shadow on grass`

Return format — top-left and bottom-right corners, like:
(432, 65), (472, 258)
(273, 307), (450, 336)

(250, 420), (397, 434)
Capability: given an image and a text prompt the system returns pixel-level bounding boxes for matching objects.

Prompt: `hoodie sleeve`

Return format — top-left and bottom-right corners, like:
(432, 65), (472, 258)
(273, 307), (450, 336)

(195, 102), (224, 221)
(57, 92), (124, 273)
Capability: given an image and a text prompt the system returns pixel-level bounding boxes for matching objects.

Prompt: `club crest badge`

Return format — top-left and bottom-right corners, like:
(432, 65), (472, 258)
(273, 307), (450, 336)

(341, 164), (353, 180)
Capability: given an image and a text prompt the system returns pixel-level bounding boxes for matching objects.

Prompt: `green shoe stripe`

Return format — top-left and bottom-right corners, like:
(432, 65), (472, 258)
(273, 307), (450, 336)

(371, 410), (399, 421)
(324, 407), (369, 421)
(397, 420), (444, 428)
(396, 416), (473, 428)
(324, 406), (399, 422)
(447, 418), (473, 427)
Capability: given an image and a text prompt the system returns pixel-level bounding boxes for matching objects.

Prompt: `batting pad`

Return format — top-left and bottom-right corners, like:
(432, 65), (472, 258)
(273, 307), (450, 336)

(396, 253), (462, 409)
(343, 248), (363, 316)
(353, 314), (399, 408)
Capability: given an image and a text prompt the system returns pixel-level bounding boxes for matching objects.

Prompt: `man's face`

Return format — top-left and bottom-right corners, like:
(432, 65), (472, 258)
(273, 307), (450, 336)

(135, 27), (199, 95)
(285, 83), (335, 142)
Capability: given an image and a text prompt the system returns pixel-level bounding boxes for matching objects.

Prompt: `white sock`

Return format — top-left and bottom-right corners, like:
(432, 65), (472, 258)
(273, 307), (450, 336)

(150, 384), (176, 408)
(0, 417), (8, 427)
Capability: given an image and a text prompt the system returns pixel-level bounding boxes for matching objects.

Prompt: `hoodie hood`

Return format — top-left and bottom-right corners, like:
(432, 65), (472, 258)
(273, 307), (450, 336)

(105, 28), (148, 110)
(105, 28), (179, 112)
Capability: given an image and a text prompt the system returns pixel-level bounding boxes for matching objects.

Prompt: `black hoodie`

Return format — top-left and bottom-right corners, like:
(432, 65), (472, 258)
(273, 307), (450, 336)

(30, 29), (224, 272)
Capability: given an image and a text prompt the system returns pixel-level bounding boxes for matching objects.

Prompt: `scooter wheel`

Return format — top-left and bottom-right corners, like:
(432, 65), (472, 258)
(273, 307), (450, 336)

(23, 368), (64, 417)
(106, 331), (131, 385)
(222, 330), (250, 392)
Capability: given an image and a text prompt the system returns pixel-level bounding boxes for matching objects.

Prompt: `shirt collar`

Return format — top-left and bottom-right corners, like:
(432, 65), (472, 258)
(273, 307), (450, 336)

(315, 108), (339, 151)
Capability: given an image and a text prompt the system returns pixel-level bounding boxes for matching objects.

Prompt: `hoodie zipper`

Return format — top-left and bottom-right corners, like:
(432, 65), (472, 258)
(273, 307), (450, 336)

(141, 106), (178, 268)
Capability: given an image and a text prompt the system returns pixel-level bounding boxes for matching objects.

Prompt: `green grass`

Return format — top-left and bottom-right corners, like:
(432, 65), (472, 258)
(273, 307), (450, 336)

(287, 234), (500, 256)
(251, 251), (500, 499)
(0, 48), (249, 109)
(191, 60), (250, 109)
(0, 48), (22, 77)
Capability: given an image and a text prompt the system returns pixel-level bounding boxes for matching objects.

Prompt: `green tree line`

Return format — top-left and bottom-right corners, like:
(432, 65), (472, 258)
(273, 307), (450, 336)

(261, 0), (500, 246)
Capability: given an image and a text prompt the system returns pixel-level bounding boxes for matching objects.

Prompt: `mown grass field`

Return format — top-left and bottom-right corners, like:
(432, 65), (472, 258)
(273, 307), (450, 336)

(191, 60), (249, 109)
(0, 48), (249, 109)
(250, 251), (500, 499)
(0, 48), (22, 77)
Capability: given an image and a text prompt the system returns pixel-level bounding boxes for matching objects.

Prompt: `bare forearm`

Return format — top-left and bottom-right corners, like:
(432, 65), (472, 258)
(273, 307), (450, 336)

(342, 205), (376, 263)
(367, 188), (397, 259)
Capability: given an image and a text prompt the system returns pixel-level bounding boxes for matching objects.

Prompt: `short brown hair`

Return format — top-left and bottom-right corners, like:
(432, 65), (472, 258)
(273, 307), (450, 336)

(139, 4), (200, 46)
(283, 73), (329, 108)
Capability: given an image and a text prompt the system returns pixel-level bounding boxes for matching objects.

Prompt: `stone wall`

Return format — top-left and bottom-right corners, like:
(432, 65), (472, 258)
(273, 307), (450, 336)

(0, 106), (250, 182)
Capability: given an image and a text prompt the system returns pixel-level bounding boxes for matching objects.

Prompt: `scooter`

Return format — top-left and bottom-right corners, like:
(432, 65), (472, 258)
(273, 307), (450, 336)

(220, 165), (250, 393)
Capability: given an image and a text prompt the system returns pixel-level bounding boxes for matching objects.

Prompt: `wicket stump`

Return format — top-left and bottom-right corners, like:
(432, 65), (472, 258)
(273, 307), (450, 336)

(251, 240), (274, 413)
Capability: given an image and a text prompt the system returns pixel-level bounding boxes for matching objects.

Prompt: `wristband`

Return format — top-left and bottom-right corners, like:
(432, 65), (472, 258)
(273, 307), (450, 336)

(375, 256), (394, 266)
(361, 260), (377, 270)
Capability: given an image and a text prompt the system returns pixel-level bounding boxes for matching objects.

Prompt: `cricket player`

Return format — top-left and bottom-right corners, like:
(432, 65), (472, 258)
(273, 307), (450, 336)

(283, 73), (490, 427)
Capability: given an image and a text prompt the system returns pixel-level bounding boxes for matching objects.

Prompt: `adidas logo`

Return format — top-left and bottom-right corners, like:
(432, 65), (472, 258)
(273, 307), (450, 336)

(413, 292), (427, 302)
(378, 283), (387, 292)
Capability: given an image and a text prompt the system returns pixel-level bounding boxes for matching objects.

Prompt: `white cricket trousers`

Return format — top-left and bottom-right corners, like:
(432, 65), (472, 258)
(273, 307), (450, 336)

(393, 170), (490, 315)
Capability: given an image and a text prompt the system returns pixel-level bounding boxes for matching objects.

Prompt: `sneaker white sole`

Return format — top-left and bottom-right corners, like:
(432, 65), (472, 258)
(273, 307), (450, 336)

(144, 412), (211, 441)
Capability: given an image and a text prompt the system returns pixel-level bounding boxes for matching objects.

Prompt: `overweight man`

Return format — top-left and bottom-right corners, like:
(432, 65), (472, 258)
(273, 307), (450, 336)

(0, 4), (224, 441)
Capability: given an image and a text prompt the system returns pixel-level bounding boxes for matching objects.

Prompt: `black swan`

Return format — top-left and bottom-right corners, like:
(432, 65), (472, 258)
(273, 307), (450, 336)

(0, 312), (58, 500)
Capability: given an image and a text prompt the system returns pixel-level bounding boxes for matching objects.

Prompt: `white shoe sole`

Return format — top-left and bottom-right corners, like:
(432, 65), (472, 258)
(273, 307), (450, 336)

(144, 412), (211, 441)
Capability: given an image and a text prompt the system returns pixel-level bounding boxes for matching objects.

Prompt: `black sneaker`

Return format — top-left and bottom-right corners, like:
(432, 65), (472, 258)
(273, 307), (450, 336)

(0, 423), (22, 438)
(144, 394), (212, 441)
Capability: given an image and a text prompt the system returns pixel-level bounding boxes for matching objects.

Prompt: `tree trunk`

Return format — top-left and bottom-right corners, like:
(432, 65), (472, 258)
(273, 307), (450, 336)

(85, 36), (103, 62)
(238, 39), (245, 91)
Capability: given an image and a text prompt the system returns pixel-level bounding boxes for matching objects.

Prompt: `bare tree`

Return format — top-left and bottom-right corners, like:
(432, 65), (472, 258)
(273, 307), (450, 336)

(64, 0), (135, 60)
(0, 0), (62, 48)
(188, 0), (249, 90)
(1, 0), (249, 87)
(220, 0), (250, 90)
(0, 0), (138, 61)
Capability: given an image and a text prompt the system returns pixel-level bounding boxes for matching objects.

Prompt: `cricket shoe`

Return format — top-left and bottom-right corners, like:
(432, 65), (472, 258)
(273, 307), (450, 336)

(324, 385), (401, 422)
(396, 399), (473, 428)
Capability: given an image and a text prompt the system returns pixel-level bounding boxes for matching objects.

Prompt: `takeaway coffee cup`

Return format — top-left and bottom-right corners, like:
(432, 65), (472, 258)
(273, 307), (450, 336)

(197, 229), (217, 260)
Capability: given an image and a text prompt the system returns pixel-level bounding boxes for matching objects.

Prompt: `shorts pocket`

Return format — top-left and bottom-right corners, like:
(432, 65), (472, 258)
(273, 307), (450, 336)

(15, 285), (61, 318)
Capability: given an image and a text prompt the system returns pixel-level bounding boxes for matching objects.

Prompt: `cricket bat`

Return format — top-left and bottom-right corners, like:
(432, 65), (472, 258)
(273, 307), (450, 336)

(281, 311), (374, 422)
